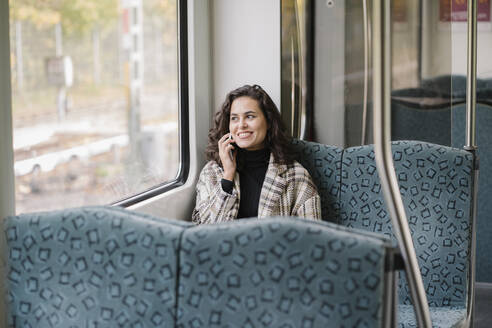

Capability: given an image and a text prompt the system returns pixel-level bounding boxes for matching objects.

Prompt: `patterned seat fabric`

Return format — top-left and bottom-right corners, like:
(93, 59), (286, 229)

(292, 139), (343, 223)
(398, 305), (466, 328)
(177, 217), (394, 328)
(452, 103), (492, 283)
(339, 141), (473, 307)
(5, 140), (473, 327)
(293, 140), (473, 325)
(5, 208), (395, 328)
(4, 206), (191, 328)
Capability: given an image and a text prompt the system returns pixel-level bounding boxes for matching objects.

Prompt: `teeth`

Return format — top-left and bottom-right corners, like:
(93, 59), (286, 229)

(239, 132), (251, 137)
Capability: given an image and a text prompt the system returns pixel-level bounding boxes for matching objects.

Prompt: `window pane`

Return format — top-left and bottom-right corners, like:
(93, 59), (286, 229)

(10, 0), (179, 213)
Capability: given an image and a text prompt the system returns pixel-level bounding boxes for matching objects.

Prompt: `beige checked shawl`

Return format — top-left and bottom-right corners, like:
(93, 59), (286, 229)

(192, 153), (321, 224)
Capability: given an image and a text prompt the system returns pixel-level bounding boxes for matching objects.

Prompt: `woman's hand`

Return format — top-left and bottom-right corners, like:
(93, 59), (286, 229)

(218, 133), (237, 181)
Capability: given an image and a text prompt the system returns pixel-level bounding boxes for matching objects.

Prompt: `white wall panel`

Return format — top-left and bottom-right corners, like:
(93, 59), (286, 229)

(212, 0), (280, 112)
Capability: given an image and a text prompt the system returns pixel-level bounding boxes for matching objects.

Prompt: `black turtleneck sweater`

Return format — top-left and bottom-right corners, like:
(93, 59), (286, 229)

(221, 148), (270, 219)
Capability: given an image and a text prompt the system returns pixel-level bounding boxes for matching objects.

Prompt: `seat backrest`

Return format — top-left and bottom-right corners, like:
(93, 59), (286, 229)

(292, 139), (343, 223)
(176, 217), (395, 328)
(5, 207), (396, 328)
(4, 206), (190, 327)
(452, 103), (492, 283)
(391, 102), (451, 146)
(294, 139), (474, 307)
(340, 141), (473, 307)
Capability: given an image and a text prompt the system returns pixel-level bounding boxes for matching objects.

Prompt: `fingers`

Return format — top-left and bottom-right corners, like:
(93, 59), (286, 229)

(219, 134), (235, 150)
(219, 133), (234, 143)
(218, 133), (236, 166)
(225, 143), (235, 152)
(219, 133), (230, 142)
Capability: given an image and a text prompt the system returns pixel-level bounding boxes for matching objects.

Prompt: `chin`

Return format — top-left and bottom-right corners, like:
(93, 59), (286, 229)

(237, 143), (251, 149)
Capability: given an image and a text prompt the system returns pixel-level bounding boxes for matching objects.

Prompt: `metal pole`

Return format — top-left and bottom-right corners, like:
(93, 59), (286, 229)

(372, 1), (432, 327)
(361, 0), (370, 145)
(465, 0), (478, 326)
(466, 0), (477, 149)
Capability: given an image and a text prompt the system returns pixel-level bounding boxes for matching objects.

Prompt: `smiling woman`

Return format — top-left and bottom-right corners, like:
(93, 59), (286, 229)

(192, 84), (322, 224)
(229, 96), (268, 151)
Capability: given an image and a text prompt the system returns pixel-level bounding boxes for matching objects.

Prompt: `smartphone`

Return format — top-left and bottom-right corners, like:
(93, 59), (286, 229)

(229, 134), (234, 161)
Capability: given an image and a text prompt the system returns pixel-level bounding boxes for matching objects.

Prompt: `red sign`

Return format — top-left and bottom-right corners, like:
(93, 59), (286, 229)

(440, 0), (491, 22)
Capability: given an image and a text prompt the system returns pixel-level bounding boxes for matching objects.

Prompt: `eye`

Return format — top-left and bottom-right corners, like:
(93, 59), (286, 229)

(247, 115), (256, 119)
(230, 116), (238, 121)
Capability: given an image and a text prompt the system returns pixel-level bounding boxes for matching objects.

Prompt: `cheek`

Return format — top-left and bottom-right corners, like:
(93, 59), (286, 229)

(260, 122), (268, 136)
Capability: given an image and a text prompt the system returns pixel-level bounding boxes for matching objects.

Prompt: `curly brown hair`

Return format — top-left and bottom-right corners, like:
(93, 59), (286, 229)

(205, 84), (294, 166)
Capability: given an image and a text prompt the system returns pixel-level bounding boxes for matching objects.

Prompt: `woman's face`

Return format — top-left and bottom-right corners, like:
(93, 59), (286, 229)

(229, 96), (268, 151)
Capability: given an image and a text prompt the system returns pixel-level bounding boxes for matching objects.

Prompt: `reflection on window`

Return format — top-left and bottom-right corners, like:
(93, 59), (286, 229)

(9, 0), (179, 214)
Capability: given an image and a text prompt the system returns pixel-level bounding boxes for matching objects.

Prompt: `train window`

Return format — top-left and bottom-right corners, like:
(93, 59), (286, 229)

(9, 0), (185, 213)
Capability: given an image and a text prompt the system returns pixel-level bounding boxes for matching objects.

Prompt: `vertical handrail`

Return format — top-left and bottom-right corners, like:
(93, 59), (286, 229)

(466, 0), (477, 149)
(465, 0), (478, 326)
(361, 0), (370, 145)
(294, 0), (307, 140)
(372, 1), (432, 327)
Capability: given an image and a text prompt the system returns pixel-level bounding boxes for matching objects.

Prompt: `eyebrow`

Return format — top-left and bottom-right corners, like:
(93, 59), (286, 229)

(230, 110), (257, 116)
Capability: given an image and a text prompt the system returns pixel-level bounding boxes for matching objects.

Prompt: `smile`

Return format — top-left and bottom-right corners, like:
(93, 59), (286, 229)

(237, 132), (253, 139)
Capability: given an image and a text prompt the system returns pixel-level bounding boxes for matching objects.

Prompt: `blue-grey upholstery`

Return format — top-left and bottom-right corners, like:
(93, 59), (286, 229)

(420, 75), (491, 102)
(391, 103), (451, 146)
(293, 140), (474, 327)
(421, 75), (469, 99)
(345, 97), (453, 148)
(392, 88), (442, 99)
(5, 206), (190, 327)
(5, 207), (396, 328)
(390, 86), (453, 146)
(398, 305), (467, 328)
(5, 140), (474, 327)
(177, 218), (394, 328)
(389, 78), (492, 283)
(452, 103), (492, 283)
(292, 139), (342, 223)
(340, 141), (473, 308)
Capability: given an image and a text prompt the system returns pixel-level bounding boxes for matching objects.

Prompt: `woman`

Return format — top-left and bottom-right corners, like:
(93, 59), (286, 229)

(192, 84), (321, 224)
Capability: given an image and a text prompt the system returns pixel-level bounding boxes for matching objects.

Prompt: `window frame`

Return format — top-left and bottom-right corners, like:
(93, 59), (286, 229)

(113, 0), (189, 207)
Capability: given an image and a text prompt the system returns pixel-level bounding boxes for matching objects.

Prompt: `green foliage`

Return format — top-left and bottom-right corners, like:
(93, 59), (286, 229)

(10, 0), (119, 35)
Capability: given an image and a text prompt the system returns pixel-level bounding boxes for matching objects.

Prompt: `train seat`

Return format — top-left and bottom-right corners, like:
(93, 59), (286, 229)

(345, 95), (454, 149)
(390, 88), (453, 147)
(420, 75), (492, 102)
(452, 103), (492, 283)
(293, 139), (474, 327)
(289, 141), (343, 223)
(420, 75), (469, 99)
(4, 206), (398, 327)
(391, 100), (451, 146)
(398, 304), (467, 328)
(388, 76), (492, 149)
(176, 217), (396, 327)
(4, 206), (190, 327)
